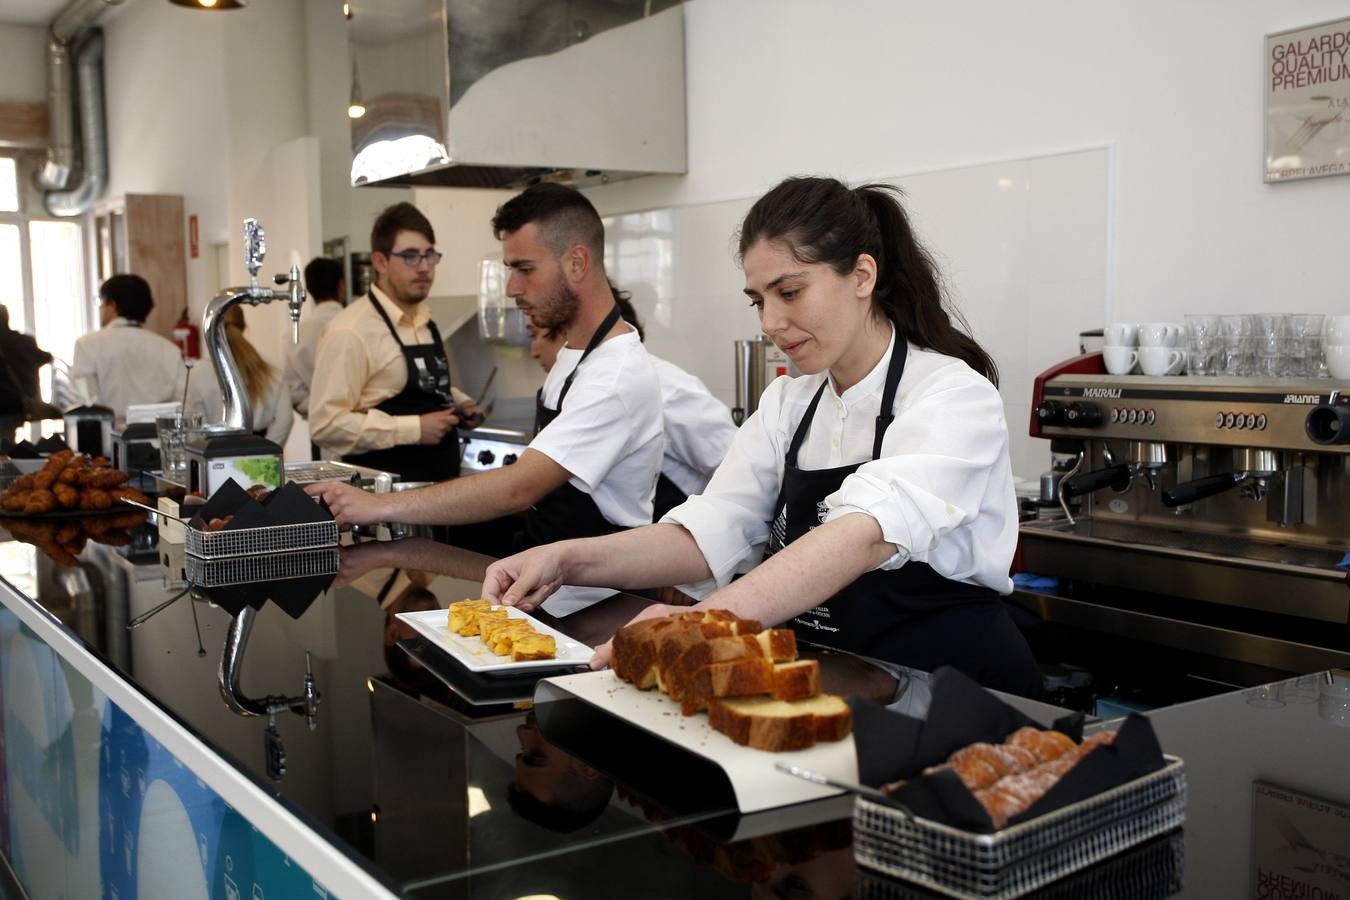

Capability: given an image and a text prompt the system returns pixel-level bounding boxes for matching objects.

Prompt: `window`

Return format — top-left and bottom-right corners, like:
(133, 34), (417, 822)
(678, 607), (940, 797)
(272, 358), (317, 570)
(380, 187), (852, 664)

(0, 152), (89, 420)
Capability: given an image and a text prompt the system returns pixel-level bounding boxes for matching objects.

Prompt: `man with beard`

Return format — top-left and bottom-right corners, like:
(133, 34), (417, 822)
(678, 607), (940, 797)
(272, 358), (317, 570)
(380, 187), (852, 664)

(308, 185), (665, 554)
(309, 202), (483, 481)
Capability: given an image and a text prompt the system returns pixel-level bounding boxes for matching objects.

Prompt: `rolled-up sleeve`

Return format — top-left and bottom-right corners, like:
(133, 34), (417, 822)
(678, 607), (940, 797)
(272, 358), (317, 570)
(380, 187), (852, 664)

(823, 374), (1006, 571)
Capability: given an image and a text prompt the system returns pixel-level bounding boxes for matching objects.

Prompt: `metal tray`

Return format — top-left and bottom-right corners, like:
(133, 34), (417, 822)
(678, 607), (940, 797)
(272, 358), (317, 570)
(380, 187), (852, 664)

(184, 519), (338, 559)
(185, 547), (339, 587)
(852, 756), (1186, 900)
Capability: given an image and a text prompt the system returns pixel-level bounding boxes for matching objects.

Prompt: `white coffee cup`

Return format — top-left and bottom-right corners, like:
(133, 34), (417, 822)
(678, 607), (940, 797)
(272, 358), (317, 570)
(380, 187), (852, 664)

(1104, 322), (1138, 347)
(1139, 346), (1183, 376)
(1327, 344), (1350, 380)
(1138, 322), (1183, 347)
(1102, 345), (1138, 375)
(1324, 315), (1350, 345)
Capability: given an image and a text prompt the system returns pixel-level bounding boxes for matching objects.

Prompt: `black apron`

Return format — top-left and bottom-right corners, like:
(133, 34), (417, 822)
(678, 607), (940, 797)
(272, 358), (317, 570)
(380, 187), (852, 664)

(344, 295), (459, 483)
(765, 336), (1042, 697)
(519, 305), (632, 550)
(652, 473), (687, 521)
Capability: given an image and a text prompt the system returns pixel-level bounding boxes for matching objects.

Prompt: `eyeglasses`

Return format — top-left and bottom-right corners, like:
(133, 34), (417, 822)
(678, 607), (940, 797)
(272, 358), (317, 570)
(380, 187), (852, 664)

(388, 249), (443, 267)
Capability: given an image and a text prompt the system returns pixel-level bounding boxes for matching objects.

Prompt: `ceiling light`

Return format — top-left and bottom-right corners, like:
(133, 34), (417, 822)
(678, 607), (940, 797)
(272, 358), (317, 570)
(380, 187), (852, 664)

(348, 60), (366, 119)
(168, 0), (248, 9)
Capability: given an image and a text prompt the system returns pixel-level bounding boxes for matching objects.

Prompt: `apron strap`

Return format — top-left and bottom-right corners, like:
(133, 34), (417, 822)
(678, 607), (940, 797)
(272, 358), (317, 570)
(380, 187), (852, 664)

(785, 329), (908, 467)
(785, 381), (828, 468)
(557, 303), (624, 409)
(872, 334), (907, 460)
(367, 293), (408, 348)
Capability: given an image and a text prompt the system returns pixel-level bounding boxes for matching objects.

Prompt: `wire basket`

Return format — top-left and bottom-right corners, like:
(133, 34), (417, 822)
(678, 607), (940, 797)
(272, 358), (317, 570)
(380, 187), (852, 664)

(856, 827), (1185, 900)
(852, 757), (1186, 900)
(282, 461), (364, 485)
(185, 520), (338, 559)
(185, 547), (339, 587)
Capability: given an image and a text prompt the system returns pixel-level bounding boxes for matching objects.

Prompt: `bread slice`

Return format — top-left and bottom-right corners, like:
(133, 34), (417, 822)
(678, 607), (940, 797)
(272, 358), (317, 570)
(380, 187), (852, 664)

(755, 629), (798, 662)
(679, 657), (776, 715)
(613, 617), (685, 689)
(707, 694), (852, 752)
(665, 634), (763, 702)
(770, 660), (821, 702)
(511, 631), (557, 661)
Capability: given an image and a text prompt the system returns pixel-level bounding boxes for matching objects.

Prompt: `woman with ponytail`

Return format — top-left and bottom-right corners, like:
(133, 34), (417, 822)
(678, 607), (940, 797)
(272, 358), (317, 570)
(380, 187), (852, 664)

(192, 305), (294, 446)
(481, 176), (1039, 696)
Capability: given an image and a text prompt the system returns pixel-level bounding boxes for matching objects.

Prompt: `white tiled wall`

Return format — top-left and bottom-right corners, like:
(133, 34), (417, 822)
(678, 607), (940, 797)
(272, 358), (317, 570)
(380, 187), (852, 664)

(597, 148), (1110, 483)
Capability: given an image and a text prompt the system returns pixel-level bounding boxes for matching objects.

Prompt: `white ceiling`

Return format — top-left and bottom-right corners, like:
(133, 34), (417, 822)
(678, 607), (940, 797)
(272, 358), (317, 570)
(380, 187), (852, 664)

(0, 0), (70, 27)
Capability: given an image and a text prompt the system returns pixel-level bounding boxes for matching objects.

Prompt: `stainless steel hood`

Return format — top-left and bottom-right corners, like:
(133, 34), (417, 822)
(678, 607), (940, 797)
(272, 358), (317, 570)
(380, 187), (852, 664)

(349, 0), (686, 189)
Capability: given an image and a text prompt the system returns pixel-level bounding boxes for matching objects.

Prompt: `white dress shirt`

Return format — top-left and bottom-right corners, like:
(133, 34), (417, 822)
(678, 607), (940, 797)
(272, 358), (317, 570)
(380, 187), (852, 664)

(650, 356), (737, 496)
(283, 299), (343, 418)
(71, 318), (186, 422)
(190, 357), (295, 446)
(530, 327), (665, 527)
(664, 330), (1018, 597)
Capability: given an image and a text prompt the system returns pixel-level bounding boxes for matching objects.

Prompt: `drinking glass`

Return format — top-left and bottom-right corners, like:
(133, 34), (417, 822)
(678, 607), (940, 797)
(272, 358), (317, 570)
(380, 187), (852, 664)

(1248, 314), (1287, 379)
(1283, 314), (1324, 377)
(1184, 315), (1219, 376)
(156, 413), (203, 484)
(1218, 315), (1252, 376)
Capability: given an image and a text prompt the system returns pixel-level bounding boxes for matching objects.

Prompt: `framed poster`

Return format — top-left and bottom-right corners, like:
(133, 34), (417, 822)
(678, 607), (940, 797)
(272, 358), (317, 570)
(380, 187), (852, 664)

(1264, 16), (1350, 182)
(1251, 782), (1350, 898)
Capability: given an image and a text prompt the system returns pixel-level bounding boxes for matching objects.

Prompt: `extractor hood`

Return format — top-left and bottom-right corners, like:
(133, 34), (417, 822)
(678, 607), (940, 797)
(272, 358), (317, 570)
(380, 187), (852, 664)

(349, 0), (686, 189)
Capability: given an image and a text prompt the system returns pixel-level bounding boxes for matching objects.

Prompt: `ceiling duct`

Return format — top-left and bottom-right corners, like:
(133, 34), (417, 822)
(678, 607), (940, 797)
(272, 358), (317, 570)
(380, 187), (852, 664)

(39, 0), (122, 216)
(349, 0), (686, 190)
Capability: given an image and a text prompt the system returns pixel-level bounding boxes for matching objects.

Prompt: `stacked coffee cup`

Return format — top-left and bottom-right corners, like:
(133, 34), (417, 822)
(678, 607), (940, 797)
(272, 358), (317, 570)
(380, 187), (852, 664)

(1327, 315), (1350, 380)
(1137, 322), (1185, 375)
(1102, 323), (1139, 375)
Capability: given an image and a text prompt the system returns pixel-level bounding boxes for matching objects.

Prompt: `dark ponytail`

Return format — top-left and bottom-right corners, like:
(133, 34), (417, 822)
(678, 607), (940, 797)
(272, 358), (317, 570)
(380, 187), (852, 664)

(738, 177), (998, 386)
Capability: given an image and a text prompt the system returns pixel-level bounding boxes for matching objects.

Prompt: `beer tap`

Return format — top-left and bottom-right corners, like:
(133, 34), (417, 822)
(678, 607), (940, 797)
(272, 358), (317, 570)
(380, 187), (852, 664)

(201, 218), (306, 431)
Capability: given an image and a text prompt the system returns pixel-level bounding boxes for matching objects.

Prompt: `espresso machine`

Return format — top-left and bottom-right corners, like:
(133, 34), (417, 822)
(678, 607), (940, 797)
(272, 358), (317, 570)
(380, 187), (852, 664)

(1018, 353), (1350, 682)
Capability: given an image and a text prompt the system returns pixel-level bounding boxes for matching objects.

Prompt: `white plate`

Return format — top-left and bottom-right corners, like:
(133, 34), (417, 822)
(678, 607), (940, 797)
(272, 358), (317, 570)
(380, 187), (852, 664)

(396, 607), (593, 673)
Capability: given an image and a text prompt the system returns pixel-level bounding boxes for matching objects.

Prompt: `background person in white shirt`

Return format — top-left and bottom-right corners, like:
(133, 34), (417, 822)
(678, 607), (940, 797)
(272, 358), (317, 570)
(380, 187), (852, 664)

(308, 183), (665, 553)
(285, 256), (346, 419)
(482, 176), (1042, 697)
(526, 284), (738, 520)
(71, 275), (185, 422)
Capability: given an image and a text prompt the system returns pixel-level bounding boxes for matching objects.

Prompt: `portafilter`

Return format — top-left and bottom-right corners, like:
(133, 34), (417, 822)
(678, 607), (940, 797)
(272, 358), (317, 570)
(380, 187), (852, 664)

(1161, 447), (1280, 507)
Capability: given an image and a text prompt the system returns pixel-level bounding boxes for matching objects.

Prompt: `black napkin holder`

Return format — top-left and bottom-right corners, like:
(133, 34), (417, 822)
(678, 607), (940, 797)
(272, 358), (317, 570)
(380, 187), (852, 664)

(851, 667), (1165, 833)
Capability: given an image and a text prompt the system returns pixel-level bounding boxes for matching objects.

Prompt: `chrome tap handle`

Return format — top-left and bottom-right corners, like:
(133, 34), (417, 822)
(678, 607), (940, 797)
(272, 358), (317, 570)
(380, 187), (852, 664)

(243, 218), (266, 283)
(287, 263), (304, 343)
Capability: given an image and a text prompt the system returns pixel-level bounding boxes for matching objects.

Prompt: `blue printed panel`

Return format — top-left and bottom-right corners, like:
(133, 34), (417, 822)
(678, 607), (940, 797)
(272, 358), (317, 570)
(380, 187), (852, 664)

(0, 605), (335, 900)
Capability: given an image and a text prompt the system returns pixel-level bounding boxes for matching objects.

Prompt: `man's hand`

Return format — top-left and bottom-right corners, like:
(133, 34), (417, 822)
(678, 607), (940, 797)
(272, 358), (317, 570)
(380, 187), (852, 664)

(588, 602), (681, 670)
(305, 481), (390, 527)
(419, 409), (460, 444)
(454, 401), (486, 429)
(481, 544), (571, 612)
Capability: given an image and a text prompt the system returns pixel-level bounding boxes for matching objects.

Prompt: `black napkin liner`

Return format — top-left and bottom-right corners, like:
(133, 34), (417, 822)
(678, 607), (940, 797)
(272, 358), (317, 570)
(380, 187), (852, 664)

(202, 569), (334, 619)
(850, 666), (1163, 833)
(188, 481), (333, 533)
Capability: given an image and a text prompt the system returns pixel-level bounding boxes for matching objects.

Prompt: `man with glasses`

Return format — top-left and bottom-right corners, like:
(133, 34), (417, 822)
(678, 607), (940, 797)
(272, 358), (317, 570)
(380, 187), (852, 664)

(309, 202), (483, 482)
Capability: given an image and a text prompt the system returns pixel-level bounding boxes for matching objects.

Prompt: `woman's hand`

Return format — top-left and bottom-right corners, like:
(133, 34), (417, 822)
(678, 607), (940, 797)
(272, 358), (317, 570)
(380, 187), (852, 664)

(481, 543), (570, 612)
(588, 602), (682, 670)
